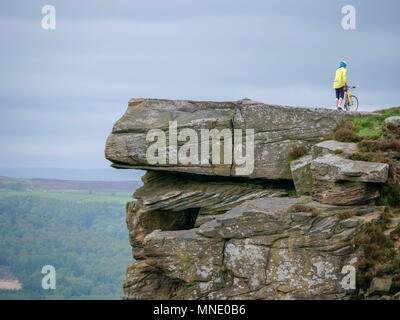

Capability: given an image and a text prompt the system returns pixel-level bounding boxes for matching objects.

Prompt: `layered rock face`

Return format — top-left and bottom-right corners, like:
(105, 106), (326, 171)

(105, 98), (399, 300)
(105, 98), (346, 180)
(124, 193), (385, 299)
(126, 171), (288, 260)
(311, 154), (388, 205)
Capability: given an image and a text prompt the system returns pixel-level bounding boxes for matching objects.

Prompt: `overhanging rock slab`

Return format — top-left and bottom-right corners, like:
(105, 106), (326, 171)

(105, 98), (347, 180)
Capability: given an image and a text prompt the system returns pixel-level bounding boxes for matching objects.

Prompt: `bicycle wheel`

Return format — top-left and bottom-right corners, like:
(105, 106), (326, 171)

(348, 95), (359, 111)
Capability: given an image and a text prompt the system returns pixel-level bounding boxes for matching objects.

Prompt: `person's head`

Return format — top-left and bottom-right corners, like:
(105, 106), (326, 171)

(339, 60), (347, 68)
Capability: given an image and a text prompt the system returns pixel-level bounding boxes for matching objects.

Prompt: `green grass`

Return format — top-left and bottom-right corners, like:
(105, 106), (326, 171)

(350, 107), (400, 139)
(339, 107), (400, 208)
(0, 190), (133, 204)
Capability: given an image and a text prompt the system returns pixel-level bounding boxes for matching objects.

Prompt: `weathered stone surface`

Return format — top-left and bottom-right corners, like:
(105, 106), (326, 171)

(312, 140), (358, 159)
(143, 229), (224, 284)
(311, 154), (389, 183)
(126, 200), (199, 260)
(105, 99), (400, 300)
(105, 98), (347, 179)
(384, 116), (400, 125)
(290, 155), (313, 195)
(123, 261), (183, 300)
(197, 197), (298, 239)
(368, 277), (392, 295)
(310, 154), (388, 205)
(292, 151), (388, 204)
(106, 98), (236, 177)
(393, 291), (400, 300)
(312, 180), (380, 206)
(123, 197), (387, 300)
(127, 171), (287, 259)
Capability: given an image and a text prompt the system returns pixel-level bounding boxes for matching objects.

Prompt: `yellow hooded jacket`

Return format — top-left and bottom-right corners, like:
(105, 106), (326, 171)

(333, 67), (347, 89)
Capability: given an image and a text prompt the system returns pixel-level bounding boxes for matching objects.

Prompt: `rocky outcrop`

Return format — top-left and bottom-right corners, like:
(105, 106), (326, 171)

(368, 277), (393, 295)
(105, 98), (347, 180)
(126, 171), (287, 259)
(311, 155), (389, 184)
(310, 155), (388, 206)
(384, 116), (400, 125)
(289, 144), (389, 206)
(105, 98), (400, 300)
(124, 196), (386, 299)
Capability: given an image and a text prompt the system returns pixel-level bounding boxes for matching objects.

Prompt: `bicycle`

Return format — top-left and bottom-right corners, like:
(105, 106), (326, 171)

(343, 85), (359, 111)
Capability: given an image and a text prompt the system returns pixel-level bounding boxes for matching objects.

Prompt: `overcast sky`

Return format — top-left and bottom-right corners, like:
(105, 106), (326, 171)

(0, 0), (399, 172)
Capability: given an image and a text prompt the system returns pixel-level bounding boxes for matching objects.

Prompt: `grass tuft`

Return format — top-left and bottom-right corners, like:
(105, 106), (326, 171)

(288, 145), (309, 161)
(333, 121), (361, 142)
(288, 203), (321, 216)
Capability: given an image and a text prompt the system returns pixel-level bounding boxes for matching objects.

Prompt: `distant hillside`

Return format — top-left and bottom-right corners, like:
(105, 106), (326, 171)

(0, 191), (131, 299)
(0, 176), (142, 192)
(0, 167), (144, 181)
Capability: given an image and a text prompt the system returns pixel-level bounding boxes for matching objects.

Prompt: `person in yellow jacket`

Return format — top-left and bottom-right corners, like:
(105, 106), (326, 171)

(333, 60), (348, 110)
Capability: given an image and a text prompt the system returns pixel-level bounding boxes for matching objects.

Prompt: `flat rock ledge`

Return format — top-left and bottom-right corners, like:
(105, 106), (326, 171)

(290, 141), (389, 206)
(311, 154), (389, 184)
(106, 98), (348, 180)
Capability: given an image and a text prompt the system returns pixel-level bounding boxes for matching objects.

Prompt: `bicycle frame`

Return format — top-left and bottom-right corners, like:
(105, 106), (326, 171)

(343, 85), (359, 111)
(346, 90), (353, 105)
